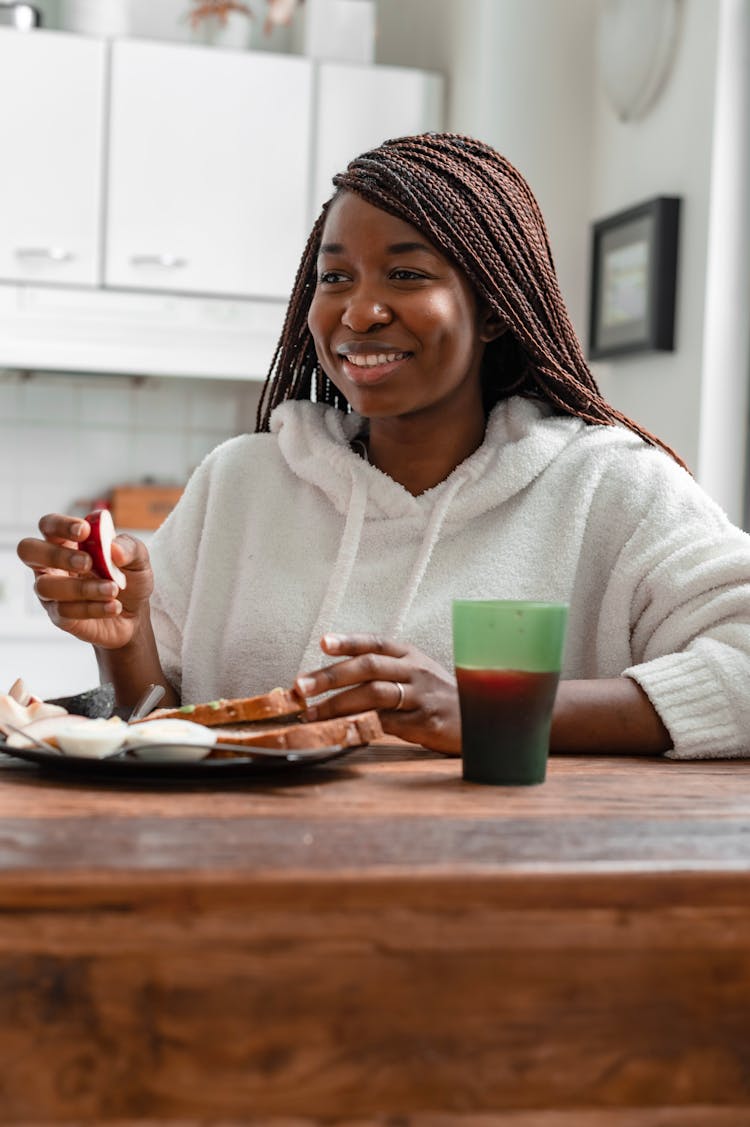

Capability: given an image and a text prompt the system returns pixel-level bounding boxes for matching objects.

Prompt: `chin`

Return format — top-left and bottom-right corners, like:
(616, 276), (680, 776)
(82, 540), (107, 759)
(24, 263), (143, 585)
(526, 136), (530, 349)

(345, 393), (403, 418)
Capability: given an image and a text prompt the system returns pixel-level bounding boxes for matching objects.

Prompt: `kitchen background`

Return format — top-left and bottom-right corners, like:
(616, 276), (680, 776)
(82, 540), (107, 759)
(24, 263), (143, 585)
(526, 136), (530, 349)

(1, 0), (748, 695)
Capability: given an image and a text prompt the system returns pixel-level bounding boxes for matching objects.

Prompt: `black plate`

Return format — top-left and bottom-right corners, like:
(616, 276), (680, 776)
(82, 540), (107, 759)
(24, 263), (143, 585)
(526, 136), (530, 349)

(0, 739), (353, 779)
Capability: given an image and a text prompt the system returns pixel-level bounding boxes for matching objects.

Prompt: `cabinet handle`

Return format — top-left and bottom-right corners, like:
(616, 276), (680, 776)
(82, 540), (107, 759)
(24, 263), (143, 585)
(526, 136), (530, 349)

(130, 254), (188, 269)
(15, 247), (74, 263)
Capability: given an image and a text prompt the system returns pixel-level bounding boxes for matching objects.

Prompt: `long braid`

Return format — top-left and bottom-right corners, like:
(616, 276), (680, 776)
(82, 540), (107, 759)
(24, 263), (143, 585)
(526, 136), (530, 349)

(255, 210), (326, 429)
(256, 132), (685, 469)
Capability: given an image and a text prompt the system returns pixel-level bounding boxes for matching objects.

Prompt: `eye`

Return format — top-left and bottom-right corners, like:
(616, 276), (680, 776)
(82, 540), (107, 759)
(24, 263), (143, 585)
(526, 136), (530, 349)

(390, 268), (427, 281)
(318, 270), (350, 285)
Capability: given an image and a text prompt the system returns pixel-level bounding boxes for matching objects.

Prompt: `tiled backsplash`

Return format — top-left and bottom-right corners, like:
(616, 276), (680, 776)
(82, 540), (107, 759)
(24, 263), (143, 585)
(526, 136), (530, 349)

(0, 370), (263, 528)
(0, 369), (263, 697)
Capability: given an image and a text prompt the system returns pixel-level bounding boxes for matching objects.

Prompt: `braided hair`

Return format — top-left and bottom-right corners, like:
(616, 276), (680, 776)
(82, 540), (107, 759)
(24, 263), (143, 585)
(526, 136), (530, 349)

(256, 132), (683, 466)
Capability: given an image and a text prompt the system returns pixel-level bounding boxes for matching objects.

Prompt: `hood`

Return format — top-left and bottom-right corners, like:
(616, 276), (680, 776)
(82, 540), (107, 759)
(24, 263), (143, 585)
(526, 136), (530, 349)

(271, 396), (583, 523)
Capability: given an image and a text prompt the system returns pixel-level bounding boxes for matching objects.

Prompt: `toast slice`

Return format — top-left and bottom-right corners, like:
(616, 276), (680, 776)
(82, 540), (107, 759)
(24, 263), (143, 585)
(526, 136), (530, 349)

(137, 686), (383, 758)
(142, 686), (305, 728)
(210, 710), (384, 754)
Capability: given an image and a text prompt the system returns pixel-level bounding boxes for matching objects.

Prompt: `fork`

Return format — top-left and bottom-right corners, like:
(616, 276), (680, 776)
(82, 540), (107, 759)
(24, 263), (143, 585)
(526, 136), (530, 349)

(3, 722), (61, 753)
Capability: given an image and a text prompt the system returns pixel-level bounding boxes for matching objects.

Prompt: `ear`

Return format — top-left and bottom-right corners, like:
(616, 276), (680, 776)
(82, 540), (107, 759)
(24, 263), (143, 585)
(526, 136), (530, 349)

(478, 307), (507, 344)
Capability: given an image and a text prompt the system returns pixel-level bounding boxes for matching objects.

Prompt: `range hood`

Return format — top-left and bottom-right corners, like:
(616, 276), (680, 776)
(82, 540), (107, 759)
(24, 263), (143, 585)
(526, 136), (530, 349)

(0, 283), (287, 381)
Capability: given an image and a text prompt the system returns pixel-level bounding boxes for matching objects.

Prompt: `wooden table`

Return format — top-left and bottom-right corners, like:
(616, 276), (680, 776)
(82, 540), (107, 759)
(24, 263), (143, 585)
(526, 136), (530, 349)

(1, 743), (749, 1126)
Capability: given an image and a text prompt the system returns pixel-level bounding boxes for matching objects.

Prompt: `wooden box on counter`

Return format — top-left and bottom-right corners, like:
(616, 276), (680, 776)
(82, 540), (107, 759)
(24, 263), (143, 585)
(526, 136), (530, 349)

(110, 484), (183, 531)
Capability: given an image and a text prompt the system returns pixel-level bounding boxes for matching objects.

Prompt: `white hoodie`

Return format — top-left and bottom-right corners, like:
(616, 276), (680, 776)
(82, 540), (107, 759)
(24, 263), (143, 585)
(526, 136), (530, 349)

(148, 397), (750, 759)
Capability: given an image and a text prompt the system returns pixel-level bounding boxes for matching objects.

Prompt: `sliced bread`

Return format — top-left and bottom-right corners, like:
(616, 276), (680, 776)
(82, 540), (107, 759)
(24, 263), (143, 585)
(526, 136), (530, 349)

(210, 710), (384, 753)
(142, 686), (305, 728)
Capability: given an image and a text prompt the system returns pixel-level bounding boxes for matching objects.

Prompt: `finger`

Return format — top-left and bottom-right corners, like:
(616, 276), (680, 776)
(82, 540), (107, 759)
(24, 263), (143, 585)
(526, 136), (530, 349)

(38, 513), (89, 547)
(320, 633), (409, 659)
(35, 575), (119, 604)
(110, 533), (150, 571)
(302, 681), (415, 723)
(296, 652), (405, 698)
(54, 599), (123, 621)
(17, 537), (93, 575)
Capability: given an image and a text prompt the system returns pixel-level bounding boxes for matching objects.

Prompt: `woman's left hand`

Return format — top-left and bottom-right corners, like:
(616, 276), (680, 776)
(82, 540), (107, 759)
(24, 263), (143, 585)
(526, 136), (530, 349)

(294, 633), (461, 754)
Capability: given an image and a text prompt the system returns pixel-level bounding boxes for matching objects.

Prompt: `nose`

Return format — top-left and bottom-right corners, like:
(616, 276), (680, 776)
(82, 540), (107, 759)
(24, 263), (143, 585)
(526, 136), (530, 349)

(341, 289), (392, 332)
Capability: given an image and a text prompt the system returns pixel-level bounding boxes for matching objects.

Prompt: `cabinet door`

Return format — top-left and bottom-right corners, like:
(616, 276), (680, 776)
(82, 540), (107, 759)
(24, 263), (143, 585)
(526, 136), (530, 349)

(106, 41), (313, 300)
(312, 63), (443, 215)
(0, 29), (105, 287)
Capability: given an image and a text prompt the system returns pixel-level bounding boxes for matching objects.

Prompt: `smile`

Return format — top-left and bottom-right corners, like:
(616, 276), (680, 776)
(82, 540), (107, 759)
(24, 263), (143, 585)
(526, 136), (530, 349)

(343, 351), (410, 367)
(339, 350), (411, 385)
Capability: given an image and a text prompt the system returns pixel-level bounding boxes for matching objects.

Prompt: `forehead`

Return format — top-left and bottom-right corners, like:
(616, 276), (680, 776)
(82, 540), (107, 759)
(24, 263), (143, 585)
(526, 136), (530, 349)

(319, 191), (439, 254)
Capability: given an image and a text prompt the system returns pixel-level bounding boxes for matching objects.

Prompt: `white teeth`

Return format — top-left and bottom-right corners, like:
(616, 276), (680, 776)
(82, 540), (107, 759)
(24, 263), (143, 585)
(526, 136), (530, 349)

(345, 351), (407, 367)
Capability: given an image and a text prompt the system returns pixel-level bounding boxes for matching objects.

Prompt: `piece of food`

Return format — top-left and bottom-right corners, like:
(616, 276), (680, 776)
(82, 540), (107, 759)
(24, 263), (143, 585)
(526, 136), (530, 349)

(79, 509), (126, 590)
(143, 686), (305, 728)
(46, 683), (116, 719)
(6, 711), (215, 761)
(134, 687), (383, 759)
(55, 718), (129, 759)
(125, 718), (216, 746)
(5, 713), (89, 749)
(125, 718), (216, 762)
(0, 694), (68, 737)
(210, 710), (384, 753)
(0, 694), (39, 735)
(8, 678), (39, 706)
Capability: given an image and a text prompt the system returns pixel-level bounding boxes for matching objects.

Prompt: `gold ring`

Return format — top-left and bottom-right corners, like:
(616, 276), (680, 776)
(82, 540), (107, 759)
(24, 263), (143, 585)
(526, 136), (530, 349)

(393, 681), (406, 711)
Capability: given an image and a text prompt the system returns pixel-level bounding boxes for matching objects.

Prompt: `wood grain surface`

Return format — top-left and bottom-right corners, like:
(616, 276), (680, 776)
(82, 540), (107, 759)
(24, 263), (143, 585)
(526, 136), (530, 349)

(1, 748), (749, 1124)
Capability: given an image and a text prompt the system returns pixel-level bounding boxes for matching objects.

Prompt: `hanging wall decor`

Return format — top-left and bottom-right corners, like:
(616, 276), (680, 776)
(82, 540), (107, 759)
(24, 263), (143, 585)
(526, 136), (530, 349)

(588, 196), (681, 360)
(597, 0), (682, 122)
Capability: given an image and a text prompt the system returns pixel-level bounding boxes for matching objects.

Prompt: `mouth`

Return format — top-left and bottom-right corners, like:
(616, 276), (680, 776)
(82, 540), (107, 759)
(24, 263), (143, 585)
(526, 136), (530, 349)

(337, 349), (412, 384)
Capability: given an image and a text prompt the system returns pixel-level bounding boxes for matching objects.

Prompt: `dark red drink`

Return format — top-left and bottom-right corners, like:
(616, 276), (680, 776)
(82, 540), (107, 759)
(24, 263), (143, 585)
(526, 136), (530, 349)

(456, 667), (560, 785)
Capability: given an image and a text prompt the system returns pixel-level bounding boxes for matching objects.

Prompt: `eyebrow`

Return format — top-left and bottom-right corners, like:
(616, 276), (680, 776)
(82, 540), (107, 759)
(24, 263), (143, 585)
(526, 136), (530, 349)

(318, 240), (439, 257)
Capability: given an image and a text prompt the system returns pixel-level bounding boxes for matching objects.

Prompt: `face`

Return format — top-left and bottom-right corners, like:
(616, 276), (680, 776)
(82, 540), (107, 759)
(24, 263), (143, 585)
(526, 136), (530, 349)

(308, 192), (501, 422)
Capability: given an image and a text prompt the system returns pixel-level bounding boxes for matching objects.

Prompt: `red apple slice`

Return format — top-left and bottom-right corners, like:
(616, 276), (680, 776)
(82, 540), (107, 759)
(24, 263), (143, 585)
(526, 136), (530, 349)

(80, 509), (127, 590)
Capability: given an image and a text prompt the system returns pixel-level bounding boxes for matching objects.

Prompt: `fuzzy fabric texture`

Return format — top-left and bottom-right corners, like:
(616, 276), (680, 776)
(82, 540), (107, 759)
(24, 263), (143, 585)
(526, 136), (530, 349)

(148, 397), (750, 759)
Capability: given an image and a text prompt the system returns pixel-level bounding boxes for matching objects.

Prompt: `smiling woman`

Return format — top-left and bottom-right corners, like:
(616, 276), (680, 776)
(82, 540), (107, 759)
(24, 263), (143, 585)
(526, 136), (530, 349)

(16, 133), (750, 762)
(306, 192), (503, 493)
(258, 134), (683, 461)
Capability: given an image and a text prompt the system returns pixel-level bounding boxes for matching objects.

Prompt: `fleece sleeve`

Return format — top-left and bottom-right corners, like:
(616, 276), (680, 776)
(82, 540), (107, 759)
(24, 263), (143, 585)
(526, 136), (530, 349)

(614, 453), (750, 759)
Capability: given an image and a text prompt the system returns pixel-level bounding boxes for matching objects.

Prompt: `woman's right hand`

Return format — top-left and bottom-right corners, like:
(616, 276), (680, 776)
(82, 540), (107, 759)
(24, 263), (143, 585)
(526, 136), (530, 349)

(16, 513), (154, 650)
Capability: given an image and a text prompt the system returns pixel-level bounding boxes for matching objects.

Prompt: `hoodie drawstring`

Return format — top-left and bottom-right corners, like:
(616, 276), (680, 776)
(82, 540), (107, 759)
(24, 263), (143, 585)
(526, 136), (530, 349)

(387, 470), (468, 640)
(300, 462), (469, 672)
(299, 465), (368, 673)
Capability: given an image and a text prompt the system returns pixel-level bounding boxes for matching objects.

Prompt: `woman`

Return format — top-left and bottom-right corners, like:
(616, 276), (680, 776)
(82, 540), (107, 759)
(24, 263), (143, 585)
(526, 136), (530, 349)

(17, 134), (750, 758)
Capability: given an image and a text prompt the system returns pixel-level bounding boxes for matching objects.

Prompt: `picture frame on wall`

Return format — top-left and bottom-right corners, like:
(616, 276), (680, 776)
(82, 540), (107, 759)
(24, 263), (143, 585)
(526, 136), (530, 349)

(588, 196), (681, 360)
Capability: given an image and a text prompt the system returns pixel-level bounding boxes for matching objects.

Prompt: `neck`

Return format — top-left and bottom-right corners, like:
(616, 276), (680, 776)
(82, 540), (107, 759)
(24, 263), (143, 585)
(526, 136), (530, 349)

(365, 401), (487, 496)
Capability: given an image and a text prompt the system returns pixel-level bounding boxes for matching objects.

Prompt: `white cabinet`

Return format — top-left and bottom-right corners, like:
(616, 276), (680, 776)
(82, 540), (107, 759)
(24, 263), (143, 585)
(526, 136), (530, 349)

(312, 62), (443, 214)
(105, 41), (314, 299)
(0, 28), (106, 288)
(0, 34), (443, 375)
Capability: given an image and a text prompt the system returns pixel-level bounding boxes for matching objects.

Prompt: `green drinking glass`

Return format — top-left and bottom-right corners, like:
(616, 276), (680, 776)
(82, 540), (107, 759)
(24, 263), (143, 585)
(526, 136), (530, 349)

(453, 600), (569, 785)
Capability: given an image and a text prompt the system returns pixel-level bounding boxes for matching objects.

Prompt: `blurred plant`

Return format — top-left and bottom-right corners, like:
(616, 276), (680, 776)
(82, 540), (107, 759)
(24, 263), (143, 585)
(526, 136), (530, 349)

(189, 1), (253, 27)
(188, 0), (303, 35)
(264, 0), (304, 29)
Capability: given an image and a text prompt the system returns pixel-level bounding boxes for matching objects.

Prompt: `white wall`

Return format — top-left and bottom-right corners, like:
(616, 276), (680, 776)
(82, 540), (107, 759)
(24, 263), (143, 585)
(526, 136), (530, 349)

(591, 0), (750, 520)
(450, 0), (597, 342)
(589, 0), (719, 475)
(377, 0), (597, 339)
(697, 0), (750, 523)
